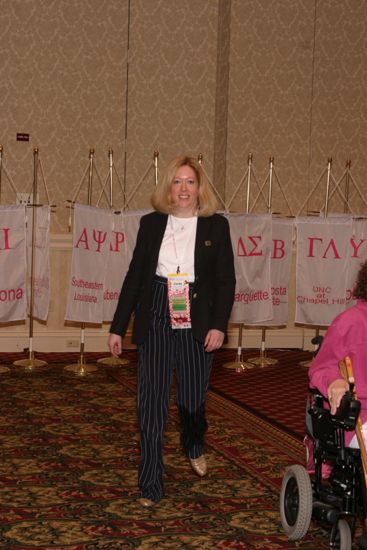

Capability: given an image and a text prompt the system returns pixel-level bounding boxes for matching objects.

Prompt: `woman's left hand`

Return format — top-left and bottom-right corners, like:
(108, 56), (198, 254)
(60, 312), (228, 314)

(204, 329), (225, 352)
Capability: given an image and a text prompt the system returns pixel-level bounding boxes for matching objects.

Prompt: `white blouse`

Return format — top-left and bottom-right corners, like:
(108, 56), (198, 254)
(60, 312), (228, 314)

(156, 215), (198, 282)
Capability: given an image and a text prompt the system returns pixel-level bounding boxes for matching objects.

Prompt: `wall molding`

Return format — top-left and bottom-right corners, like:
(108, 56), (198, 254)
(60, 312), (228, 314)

(0, 325), (317, 353)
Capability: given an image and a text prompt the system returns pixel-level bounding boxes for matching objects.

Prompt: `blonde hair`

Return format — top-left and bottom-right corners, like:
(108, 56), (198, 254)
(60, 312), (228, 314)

(151, 155), (219, 217)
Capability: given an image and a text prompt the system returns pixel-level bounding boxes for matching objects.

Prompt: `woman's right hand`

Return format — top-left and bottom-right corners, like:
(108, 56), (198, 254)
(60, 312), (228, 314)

(327, 378), (349, 415)
(108, 333), (122, 357)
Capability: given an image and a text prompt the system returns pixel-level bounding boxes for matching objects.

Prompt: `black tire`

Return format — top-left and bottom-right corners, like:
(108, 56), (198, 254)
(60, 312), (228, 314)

(330, 519), (352, 550)
(280, 464), (313, 541)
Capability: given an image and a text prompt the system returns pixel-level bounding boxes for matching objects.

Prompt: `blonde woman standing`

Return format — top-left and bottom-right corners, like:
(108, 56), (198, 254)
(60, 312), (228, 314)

(109, 155), (235, 507)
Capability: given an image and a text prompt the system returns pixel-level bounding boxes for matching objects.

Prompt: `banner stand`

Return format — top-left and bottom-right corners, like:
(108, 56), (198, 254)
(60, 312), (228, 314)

(298, 157), (333, 368)
(224, 154), (256, 371)
(247, 158), (284, 368)
(13, 148), (48, 370)
(225, 155), (285, 370)
(248, 327), (279, 368)
(0, 146), (11, 372)
(97, 148), (141, 367)
(65, 149), (99, 376)
(223, 324), (254, 372)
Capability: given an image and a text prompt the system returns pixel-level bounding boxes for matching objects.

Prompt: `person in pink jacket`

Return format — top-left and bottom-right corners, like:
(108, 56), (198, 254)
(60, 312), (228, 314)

(309, 260), (367, 447)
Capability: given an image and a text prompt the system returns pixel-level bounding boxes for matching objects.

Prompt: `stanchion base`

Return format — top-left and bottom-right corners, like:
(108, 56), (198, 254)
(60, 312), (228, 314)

(248, 356), (278, 367)
(64, 363), (98, 376)
(299, 359), (313, 368)
(0, 365), (10, 373)
(223, 359), (255, 372)
(13, 358), (47, 369)
(96, 356), (129, 366)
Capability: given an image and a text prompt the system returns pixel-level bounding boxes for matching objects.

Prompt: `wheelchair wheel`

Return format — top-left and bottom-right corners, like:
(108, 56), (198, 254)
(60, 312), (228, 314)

(330, 519), (352, 550)
(279, 464), (313, 540)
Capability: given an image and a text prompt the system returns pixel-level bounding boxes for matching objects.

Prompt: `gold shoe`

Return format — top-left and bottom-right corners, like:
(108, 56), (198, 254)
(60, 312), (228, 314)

(137, 497), (155, 508)
(190, 454), (207, 477)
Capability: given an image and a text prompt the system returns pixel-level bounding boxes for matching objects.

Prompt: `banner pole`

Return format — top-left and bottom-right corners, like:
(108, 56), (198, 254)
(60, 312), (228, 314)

(300, 158), (333, 367)
(324, 157), (332, 217)
(14, 148), (47, 369)
(154, 150), (159, 186)
(0, 148), (10, 371)
(344, 159), (351, 213)
(97, 148), (130, 368)
(224, 153), (255, 371)
(65, 149), (98, 376)
(247, 157), (278, 368)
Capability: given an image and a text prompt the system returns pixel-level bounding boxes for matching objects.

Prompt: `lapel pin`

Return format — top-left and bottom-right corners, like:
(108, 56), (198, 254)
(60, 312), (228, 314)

(205, 240), (212, 246)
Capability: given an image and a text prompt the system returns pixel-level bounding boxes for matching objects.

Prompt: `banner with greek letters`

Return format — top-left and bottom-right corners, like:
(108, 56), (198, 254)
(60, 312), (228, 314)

(295, 216), (352, 326)
(0, 205), (27, 322)
(345, 217), (367, 307)
(26, 205), (51, 321)
(102, 209), (149, 322)
(65, 204), (113, 323)
(251, 218), (294, 326)
(227, 213), (273, 323)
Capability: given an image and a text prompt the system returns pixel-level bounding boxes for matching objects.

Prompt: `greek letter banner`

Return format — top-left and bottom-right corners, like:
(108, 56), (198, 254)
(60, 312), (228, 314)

(295, 216), (352, 326)
(251, 218), (294, 327)
(65, 204), (113, 323)
(227, 213), (273, 324)
(0, 205), (27, 322)
(102, 210), (148, 322)
(345, 217), (367, 308)
(26, 205), (51, 321)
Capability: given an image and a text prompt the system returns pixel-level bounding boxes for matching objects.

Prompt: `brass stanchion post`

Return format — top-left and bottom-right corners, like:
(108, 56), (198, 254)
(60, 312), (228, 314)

(98, 148), (129, 367)
(247, 327), (278, 368)
(224, 153), (255, 371)
(299, 158), (333, 367)
(65, 149), (98, 375)
(0, 145), (8, 373)
(248, 157), (278, 368)
(14, 148), (47, 370)
(223, 324), (255, 371)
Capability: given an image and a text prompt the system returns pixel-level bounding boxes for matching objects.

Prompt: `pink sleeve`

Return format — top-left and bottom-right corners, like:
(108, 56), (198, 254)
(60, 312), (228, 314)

(308, 321), (347, 397)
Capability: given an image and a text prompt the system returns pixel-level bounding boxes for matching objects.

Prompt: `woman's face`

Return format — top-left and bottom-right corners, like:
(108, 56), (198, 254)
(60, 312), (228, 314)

(170, 165), (199, 217)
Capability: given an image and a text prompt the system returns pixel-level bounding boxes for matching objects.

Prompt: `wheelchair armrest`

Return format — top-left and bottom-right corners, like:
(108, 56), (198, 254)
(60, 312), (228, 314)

(308, 388), (361, 431)
(332, 390), (361, 430)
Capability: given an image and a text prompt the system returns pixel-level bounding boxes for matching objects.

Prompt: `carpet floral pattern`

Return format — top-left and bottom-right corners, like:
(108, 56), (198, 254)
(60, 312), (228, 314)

(0, 352), (332, 549)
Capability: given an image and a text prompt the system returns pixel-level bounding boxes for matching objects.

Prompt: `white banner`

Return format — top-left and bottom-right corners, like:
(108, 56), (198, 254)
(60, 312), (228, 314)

(295, 216), (352, 325)
(102, 210), (147, 322)
(345, 217), (367, 308)
(0, 205), (27, 322)
(252, 218), (294, 326)
(227, 213), (273, 324)
(26, 205), (51, 321)
(65, 204), (113, 324)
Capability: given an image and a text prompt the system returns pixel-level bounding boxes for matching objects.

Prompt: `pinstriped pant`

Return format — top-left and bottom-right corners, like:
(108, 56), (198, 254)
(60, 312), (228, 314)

(137, 276), (213, 502)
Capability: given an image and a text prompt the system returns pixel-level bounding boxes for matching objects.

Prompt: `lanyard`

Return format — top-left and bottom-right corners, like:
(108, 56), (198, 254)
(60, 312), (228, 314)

(169, 215), (192, 274)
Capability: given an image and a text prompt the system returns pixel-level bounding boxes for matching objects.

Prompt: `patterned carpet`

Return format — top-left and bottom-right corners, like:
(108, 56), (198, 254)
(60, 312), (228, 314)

(210, 348), (314, 440)
(0, 349), (334, 548)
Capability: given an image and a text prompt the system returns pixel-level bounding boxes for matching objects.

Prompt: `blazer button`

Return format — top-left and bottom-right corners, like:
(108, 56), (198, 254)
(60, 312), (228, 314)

(193, 293), (197, 299)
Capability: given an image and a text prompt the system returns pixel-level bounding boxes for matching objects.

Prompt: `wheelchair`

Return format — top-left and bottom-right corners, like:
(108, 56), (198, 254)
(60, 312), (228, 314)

(280, 387), (367, 549)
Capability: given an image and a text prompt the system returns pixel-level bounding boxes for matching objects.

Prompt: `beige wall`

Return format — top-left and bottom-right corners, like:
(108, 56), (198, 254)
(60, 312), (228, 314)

(0, 1), (366, 351)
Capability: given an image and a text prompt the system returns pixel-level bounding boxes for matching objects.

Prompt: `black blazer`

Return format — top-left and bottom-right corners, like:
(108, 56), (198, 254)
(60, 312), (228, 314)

(110, 211), (236, 344)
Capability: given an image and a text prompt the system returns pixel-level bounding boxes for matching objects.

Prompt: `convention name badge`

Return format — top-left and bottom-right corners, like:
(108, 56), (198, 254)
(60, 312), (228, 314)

(167, 273), (192, 329)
